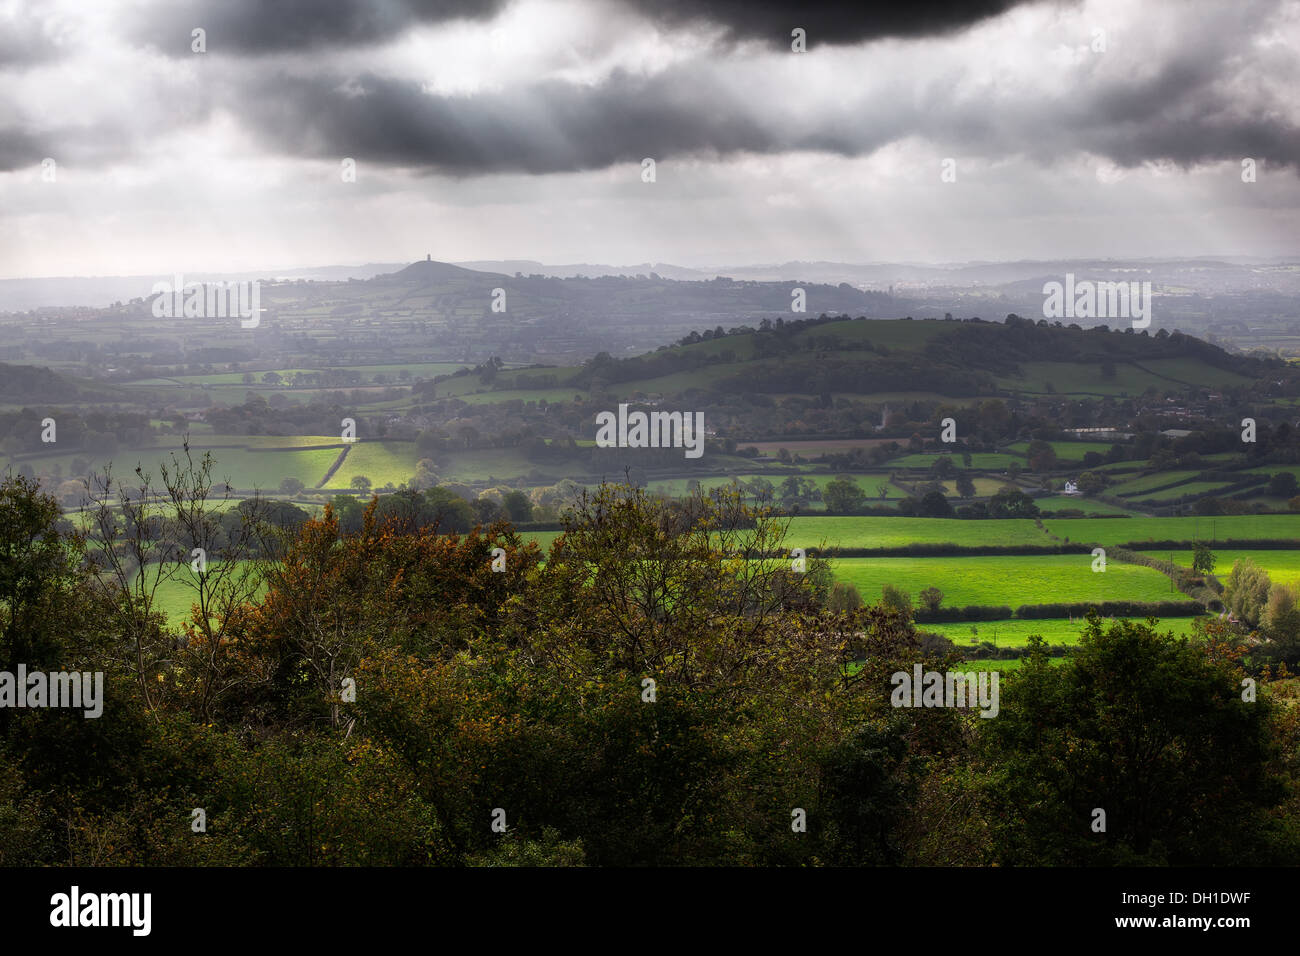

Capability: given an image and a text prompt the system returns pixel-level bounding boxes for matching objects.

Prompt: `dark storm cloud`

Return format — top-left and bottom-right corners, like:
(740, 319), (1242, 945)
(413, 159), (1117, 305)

(128, 0), (510, 56)
(236, 69), (783, 174)
(619, 0), (1044, 46)
(1041, 37), (1300, 170)
(231, 36), (1300, 178)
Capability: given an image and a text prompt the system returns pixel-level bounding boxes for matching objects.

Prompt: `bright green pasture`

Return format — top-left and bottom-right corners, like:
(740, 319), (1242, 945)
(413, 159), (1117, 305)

(138, 560), (269, 624)
(1043, 515), (1300, 545)
(328, 442), (418, 488)
(785, 516), (1051, 549)
(831, 554), (1173, 607)
(926, 615), (1204, 648)
(1142, 549), (1300, 588)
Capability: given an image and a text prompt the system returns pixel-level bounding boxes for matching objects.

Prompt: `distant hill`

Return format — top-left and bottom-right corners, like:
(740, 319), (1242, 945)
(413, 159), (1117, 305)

(454, 260), (713, 281)
(386, 259), (505, 282)
(470, 314), (1270, 405)
(246, 259), (906, 364)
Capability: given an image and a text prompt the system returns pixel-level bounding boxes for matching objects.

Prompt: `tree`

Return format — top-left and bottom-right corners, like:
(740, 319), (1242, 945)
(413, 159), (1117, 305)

(279, 477), (306, 495)
(918, 586), (943, 613)
(955, 473), (976, 499)
(1026, 439), (1057, 473)
(980, 619), (1287, 864)
(473, 497), (505, 525)
(0, 475), (97, 679)
(817, 722), (913, 864)
(917, 490), (953, 517)
(1224, 558), (1271, 627)
(1076, 471), (1107, 496)
(823, 478), (866, 514)
(880, 584), (912, 621)
(502, 490), (533, 523)
(929, 456), (956, 479)
(827, 581), (862, 612)
(987, 486), (1039, 518)
(1192, 541), (1216, 576)
(351, 475), (372, 494)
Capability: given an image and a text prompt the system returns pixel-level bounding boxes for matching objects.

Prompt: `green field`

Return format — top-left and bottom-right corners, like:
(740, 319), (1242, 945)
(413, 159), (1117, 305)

(1144, 549), (1300, 587)
(951, 658), (1027, 672)
(1034, 496), (1141, 515)
(1005, 441), (1116, 459)
(435, 448), (587, 483)
(831, 554), (1174, 607)
(885, 453), (1024, 469)
(926, 615), (1205, 648)
(521, 530), (564, 550)
(1130, 481), (1239, 503)
(329, 441), (419, 488)
(1107, 470), (1201, 496)
(17, 444), (342, 491)
(785, 515), (1051, 549)
(1043, 514), (1300, 545)
(142, 561), (269, 624)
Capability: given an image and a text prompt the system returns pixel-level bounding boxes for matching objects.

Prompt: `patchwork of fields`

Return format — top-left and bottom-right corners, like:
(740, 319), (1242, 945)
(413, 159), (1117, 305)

(133, 511), (1300, 675)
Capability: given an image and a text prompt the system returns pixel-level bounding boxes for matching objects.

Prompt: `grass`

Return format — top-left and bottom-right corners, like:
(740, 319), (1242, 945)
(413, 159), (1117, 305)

(521, 530), (564, 550)
(436, 448), (586, 483)
(1035, 496), (1142, 516)
(951, 658), (1028, 672)
(831, 554), (1174, 607)
(141, 561), (269, 624)
(328, 441), (419, 489)
(1005, 441), (1116, 459)
(785, 515), (1052, 549)
(1107, 470), (1201, 496)
(1130, 481), (1240, 503)
(1043, 515), (1300, 545)
(884, 453), (1024, 469)
(925, 615), (1205, 648)
(1143, 549), (1300, 589)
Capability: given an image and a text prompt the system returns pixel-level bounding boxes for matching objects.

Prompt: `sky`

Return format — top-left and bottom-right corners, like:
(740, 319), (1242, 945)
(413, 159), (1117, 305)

(1, 0), (1298, 278)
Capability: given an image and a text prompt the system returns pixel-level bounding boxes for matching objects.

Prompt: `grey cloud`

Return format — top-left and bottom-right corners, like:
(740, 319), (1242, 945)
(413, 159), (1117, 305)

(228, 30), (1300, 179)
(236, 69), (778, 174)
(127, 0), (510, 56)
(0, 128), (48, 172)
(619, 0), (1045, 46)
(0, 8), (64, 67)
